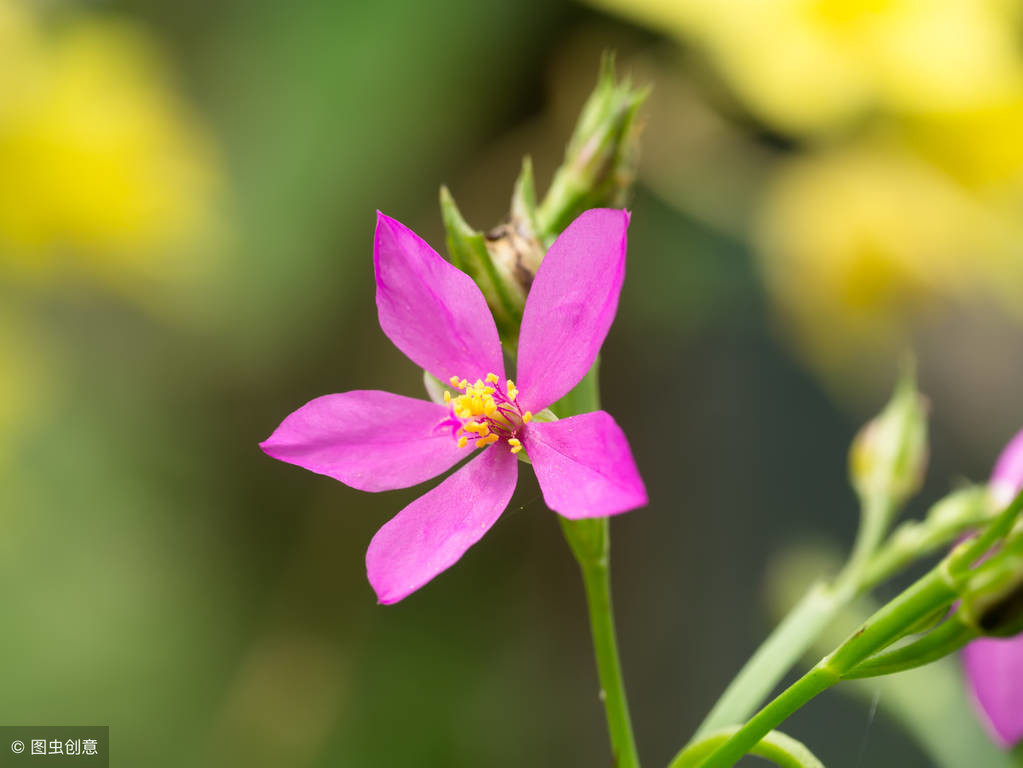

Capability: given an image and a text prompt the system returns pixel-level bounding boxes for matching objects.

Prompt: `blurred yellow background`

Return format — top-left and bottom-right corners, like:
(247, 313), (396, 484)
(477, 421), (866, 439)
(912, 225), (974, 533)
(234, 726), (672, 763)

(2, 0), (1021, 765)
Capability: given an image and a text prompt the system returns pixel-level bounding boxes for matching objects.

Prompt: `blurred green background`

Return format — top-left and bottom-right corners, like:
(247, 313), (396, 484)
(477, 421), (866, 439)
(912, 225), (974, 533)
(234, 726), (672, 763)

(3, 0), (1023, 765)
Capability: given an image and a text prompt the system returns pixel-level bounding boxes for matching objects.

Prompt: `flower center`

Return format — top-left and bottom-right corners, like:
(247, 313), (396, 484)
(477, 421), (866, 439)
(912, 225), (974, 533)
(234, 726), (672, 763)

(445, 372), (532, 454)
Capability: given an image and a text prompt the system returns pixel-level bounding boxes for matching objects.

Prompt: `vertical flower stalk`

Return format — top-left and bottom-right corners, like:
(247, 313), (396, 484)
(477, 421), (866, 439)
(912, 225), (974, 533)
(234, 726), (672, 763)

(556, 372), (641, 768)
(438, 57), (648, 768)
(538, 58), (647, 768)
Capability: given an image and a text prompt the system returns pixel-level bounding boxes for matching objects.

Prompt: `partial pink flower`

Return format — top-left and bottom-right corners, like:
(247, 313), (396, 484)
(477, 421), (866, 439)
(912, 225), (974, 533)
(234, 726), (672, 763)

(963, 428), (1023, 748)
(261, 209), (647, 603)
(990, 429), (1023, 508)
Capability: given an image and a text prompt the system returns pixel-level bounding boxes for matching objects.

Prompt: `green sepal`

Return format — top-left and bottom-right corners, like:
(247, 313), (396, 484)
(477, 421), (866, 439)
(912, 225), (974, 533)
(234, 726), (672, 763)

(511, 156), (541, 240)
(516, 406), (557, 465)
(529, 407), (558, 423)
(439, 186), (524, 347)
(422, 370), (448, 406)
(559, 515), (609, 568)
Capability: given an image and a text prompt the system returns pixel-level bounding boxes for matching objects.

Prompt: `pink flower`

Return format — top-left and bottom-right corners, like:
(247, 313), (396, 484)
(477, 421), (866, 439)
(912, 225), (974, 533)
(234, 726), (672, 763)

(963, 428), (1023, 748)
(261, 209), (647, 603)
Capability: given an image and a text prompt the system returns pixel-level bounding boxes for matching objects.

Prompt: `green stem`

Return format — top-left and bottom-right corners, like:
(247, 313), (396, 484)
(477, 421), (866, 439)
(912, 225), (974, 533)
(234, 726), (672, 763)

(531, 59), (645, 762)
(563, 517), (641, 768)
(556, 365), (639, 767)
(671, 727), (824, 768)
(694, 498), (891, 739)
(825, 567), (957, 672)
(860, 486), (993, 590)
(693, 582), (838, 738)
(797, 584), (1008, 768)
(693, 486), (1009, 746)
(696, 567), (959, 768)
(834, 495), (892, 594)
(952, 488), (1023, 574)
(842, 616), (976, 679)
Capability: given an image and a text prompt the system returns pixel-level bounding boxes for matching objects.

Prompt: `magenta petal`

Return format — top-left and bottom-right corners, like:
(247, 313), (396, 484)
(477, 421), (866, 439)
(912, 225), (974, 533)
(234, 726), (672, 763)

(375, 212), (505, 383)
(260, 390), (465, 492)
(366, 446), (518, 603)
(964, 636), (1023, 748)
(515, 209), (629, 413)
(525, 410), (647, 519)
(991, 428), (1023, 505)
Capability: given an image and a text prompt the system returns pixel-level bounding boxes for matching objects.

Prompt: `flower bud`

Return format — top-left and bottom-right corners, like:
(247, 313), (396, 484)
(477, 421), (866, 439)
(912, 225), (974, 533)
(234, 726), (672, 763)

(537, 53), (648, 238)
(439, 56), (646, 349)
(482, 156), (545, 298)
(849, 366), (929, 509)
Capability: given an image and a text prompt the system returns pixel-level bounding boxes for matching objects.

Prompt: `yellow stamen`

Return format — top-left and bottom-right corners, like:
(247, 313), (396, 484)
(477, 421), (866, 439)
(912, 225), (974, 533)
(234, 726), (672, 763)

(447, 371), (531, 452)
(464, 421), (491, 436)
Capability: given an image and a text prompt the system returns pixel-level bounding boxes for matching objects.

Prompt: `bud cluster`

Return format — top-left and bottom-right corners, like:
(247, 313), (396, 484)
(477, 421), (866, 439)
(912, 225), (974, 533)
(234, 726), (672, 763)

(440, 55), (646, 350)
